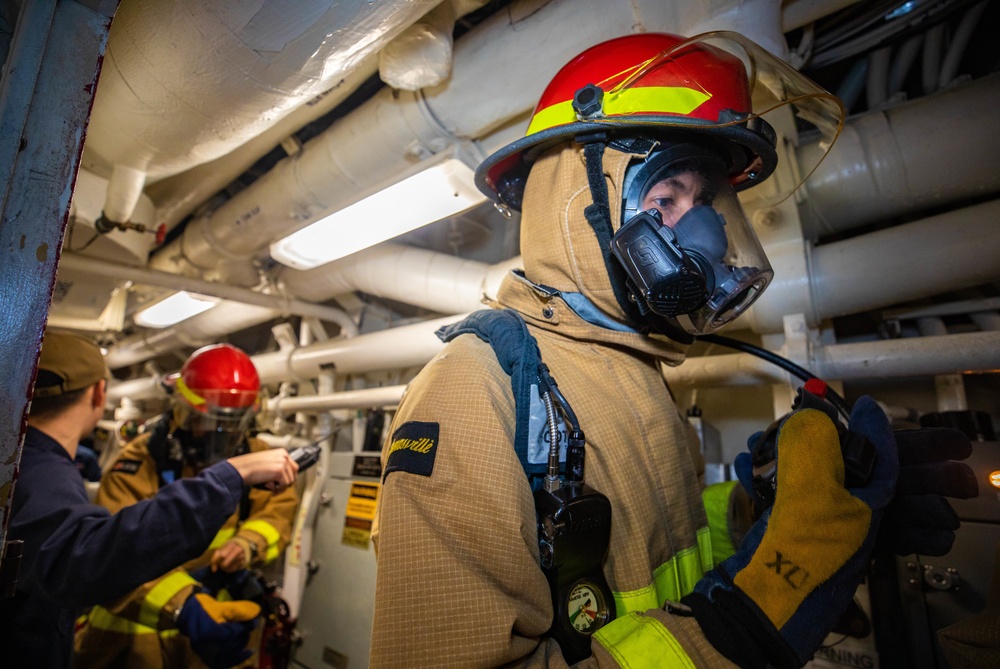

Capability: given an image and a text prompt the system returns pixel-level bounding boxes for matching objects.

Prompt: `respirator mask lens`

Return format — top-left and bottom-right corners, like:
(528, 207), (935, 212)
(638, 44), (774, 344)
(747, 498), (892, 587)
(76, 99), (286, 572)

(612, 149), (773, 335)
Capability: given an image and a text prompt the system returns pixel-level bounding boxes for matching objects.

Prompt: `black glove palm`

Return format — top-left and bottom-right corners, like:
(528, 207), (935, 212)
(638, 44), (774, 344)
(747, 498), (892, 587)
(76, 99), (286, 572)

(880, 427), (978, 556)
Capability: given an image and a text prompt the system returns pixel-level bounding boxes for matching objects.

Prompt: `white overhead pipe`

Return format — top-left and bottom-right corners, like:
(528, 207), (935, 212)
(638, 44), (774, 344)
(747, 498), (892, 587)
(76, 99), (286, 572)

(105, 301), (282, 370)
(60, 252), (358, 335)
(87, 0), (444, 184)
(102, 164), (148, 225)
(279, 242), (520, 315)
(937, 1), (989, 90)
(106, 376), (165, 405)
(663, 331), (1000, 388)
(916, 318), (969, 413)
(379, 0), (460, 91)
(748, 198), (1000, 333)
(120, 193), (999, 371)
(971, 312), (1000, 332)
(798, 72), (1000, 238)
(146, 1), (509, 234)
(808, 200), (999, 323)
(148, 0), (785, 281)
(146, 57), (381, 234)
(884, 297), (1000, 321)
(270, 385), (406, 413)
(252, 313), (467, 383)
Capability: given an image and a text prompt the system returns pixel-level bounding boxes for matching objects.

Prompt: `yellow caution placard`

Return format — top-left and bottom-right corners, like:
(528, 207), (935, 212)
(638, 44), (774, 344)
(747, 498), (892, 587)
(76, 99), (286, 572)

(342, 482), (379, 549)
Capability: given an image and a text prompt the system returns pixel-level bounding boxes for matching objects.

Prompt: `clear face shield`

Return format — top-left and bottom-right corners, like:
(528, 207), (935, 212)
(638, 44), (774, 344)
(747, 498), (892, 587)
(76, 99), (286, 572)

(603, 32), (844, 336)
(600, 30), (845, 205)
(173, 380), (258, 467)
(612, 146), (773, 335)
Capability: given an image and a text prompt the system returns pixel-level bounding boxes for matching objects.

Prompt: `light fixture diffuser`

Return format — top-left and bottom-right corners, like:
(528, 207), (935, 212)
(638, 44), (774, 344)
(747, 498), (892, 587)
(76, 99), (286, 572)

(270, 154), (487, 270)
(133, 291), (220, 328)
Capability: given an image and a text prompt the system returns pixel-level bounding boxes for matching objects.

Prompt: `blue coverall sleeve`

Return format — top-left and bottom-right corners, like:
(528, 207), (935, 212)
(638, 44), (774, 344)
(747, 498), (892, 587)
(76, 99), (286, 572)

(24, 461), (244, 609)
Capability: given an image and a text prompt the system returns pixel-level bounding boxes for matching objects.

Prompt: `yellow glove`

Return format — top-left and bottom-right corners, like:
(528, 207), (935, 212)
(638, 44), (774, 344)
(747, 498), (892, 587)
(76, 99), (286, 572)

(176, 593), (261, 669)
(192, 592), (261, 623)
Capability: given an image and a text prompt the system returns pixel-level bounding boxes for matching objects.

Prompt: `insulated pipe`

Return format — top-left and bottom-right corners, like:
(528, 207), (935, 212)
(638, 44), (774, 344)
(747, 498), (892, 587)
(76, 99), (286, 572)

(102, 163), (147, 224)
(797, 73), (1000, 238)
(86, 0), (443, 182)
(917, 318), (968, 412)
(922, 22), (945, 95)
(971, 312), (1000, 331)
(146, 57), (381, 234)
(865, 45), (892, 109)
(60, 252), (358, 336)
(105, 302), (281, 369)
(106, 376), (165, 404)
(278, 243), (521, 314)
(252, 314), (468, 383)
(379, 0), (460, 91)
(808, 200), (999, 324)
(148, 0), (784, 279)
(270, 385), (406, 413)
(889, 34), (923, 96)
(663, 331), (1000, 388)
(884, 297), (1000, 321)
(256, 433), (313, 449)
(747, 198), (1000, 333)
(938, 1), (988, 90)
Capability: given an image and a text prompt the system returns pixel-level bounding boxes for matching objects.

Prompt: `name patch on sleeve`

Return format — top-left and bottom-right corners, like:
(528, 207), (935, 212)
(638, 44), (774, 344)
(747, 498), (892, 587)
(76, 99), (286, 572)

(383, 421), (439, 481)
(111, 459), (143, 475)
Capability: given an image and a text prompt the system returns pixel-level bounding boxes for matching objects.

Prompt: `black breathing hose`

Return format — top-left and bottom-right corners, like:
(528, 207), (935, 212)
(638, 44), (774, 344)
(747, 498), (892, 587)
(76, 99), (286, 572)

(695, 333), (852, 420)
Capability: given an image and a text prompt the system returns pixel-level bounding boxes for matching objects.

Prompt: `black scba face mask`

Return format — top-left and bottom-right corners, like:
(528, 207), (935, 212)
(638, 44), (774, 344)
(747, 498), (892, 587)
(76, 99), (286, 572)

(610, 146), (773, 336)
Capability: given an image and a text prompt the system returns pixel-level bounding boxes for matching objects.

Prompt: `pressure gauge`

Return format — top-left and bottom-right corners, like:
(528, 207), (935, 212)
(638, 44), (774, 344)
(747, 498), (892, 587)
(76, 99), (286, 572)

(567, 580), (610, 634)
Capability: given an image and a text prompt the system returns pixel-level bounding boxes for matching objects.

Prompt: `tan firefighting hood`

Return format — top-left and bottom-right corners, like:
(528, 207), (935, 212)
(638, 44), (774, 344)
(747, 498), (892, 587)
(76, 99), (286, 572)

(496, 141), (689, 365)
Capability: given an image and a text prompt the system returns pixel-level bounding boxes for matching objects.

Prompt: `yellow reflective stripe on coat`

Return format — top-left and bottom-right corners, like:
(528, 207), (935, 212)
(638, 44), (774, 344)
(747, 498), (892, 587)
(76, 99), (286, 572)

(241, 519), (283, 563)
(209, 527), (237, 550)
(613, 527), (713, 615)
(526, 86), (712, 136)
(85, 605), (180, 637)
(594, 612), (696, 669)
(702, 480), (740, 566)
(139, 571), (197, 629)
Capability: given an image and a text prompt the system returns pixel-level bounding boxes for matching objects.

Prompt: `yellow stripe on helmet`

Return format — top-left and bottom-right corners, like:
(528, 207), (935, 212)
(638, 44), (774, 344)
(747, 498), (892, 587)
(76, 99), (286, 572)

(525, 86), (711, 136)
(174, 376), (206, 407)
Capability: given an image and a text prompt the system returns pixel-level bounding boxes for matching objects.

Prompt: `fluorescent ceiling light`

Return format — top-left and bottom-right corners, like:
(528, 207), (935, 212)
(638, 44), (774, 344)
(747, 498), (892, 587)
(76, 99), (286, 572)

(270, 155), (487, 270)
(133, 291), (220, 328)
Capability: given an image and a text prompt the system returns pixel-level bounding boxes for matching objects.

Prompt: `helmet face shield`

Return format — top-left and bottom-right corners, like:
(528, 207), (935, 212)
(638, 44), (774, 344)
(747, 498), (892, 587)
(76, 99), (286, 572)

(612, 146), (773, 335)
(607, 31), (844, 204)
(165, 343), (261, 466)
(476, 31), (845, 210)
(186, 405), (256, 465)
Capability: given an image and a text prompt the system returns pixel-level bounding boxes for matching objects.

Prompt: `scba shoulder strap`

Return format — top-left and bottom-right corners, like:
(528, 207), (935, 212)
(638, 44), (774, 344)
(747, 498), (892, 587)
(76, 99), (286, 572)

(145, 412), (185, 487)
(436, 309), (557, 488)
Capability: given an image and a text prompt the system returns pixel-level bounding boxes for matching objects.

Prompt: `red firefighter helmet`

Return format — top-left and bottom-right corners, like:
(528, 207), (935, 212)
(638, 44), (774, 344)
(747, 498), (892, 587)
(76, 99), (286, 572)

(168, 343), (260, 415)
(475, 31), (844, 210)
(164, 343), (260, 464)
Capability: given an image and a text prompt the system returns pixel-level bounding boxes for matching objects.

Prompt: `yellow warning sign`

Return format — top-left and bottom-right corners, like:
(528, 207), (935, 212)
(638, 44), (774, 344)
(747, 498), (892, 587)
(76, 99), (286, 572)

(342, 482), (379, 549)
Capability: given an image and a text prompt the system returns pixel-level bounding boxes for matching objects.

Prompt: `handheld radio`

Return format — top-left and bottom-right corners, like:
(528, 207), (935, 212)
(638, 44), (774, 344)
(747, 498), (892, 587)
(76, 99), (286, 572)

(252, 442), (323, 490)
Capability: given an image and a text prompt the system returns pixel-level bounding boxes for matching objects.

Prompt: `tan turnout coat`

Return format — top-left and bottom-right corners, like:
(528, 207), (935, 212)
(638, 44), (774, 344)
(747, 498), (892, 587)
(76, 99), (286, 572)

(370, 143), (736, 667)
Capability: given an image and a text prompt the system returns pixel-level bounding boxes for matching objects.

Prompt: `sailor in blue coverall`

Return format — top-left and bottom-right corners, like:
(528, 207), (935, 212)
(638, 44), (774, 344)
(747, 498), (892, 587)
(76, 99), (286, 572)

(0, 331), (298, 669)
